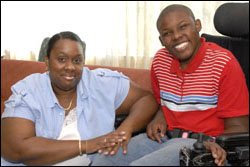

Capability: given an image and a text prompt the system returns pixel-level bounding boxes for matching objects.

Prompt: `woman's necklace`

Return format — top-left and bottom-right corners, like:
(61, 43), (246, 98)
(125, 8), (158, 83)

(63, 94), (75, 111)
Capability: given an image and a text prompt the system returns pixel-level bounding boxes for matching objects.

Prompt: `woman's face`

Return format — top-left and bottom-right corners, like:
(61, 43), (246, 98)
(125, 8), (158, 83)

(45, 39), (84, 91)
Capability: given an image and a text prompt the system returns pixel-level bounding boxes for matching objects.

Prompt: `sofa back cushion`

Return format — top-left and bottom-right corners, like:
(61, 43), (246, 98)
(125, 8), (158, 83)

(1, 59), (151, 115)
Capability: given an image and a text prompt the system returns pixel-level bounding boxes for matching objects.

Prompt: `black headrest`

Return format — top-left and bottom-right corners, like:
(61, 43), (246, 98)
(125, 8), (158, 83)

(214, 3), (249, 39)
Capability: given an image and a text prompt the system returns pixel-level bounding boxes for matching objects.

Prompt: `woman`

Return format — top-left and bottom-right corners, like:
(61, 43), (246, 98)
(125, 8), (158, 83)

(1, 31), (158, 166)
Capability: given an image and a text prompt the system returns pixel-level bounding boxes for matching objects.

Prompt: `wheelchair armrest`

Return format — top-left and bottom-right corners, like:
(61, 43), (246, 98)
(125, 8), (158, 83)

(215, 132), (249, 149)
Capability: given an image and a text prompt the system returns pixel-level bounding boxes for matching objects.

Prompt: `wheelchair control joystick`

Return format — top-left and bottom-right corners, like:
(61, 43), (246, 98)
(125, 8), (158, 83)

(193, 133), (206, 153)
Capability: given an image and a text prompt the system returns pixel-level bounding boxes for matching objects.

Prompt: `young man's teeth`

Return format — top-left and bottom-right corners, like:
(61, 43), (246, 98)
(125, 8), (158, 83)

(175, 42), (188, 49)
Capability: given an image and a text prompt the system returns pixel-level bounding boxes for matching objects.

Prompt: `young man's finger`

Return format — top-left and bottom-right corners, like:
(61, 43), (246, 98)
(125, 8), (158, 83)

(152, 126), (162, 143)
(146, 127), (156, 141)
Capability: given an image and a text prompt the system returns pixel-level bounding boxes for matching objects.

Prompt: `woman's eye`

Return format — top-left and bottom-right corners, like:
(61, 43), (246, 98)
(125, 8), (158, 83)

(180, 24), (187, 29)
(73, 58), (82, 64)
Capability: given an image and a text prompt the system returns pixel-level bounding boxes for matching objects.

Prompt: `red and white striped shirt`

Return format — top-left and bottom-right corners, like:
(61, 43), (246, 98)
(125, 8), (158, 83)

(151, 37), (249, 136)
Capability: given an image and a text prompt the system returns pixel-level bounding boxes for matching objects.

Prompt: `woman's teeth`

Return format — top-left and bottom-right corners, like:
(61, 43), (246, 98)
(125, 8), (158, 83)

(64, 76), (74, 80)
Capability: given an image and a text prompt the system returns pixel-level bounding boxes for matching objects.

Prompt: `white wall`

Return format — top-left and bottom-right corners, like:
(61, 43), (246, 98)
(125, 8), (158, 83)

(1, 1), (126, 60)
(1, 1), (247, 61)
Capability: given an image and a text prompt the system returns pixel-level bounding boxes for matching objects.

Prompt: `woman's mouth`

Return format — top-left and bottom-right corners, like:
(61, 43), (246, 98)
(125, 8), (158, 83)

(63, 75), (75, 81)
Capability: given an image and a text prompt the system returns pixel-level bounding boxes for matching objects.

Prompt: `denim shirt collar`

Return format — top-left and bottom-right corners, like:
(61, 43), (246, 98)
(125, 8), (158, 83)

(79, 67), (89, 100)
(45, 68), (89, 109)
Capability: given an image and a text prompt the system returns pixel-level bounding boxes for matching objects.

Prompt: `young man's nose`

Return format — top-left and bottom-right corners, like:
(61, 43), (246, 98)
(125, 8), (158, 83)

(172, 30), (182, 41)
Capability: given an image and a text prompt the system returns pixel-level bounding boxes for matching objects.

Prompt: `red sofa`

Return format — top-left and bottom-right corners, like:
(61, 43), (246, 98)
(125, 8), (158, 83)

(1, 59), (152, 115)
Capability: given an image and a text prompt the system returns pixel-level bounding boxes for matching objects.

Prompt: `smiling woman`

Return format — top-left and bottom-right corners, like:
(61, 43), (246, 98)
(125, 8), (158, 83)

(1, 31), (159, 166)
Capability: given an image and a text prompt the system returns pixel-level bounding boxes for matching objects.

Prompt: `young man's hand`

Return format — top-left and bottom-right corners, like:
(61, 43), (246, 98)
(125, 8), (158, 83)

(146, 109), (167, 143)
(204, 141), (227, 166)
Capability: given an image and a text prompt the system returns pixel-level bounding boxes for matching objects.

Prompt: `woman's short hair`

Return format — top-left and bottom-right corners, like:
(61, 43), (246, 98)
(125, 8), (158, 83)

(46, 31), (86, 59)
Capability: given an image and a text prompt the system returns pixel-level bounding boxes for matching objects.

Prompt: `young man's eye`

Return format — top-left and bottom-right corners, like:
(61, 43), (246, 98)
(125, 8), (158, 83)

(58, 57), (66, 62)
(163, 32), (171, 37)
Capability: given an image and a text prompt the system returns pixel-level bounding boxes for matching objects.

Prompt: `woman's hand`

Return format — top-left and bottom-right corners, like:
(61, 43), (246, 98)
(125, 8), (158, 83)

(97, 129), (132, 155)
(204, 141), (227, 166)
(86, 131), (127, 154)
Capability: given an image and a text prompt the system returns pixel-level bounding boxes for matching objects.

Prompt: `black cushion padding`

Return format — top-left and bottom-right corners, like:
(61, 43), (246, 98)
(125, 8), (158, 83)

(202, 33), (249, 89)
(214, 3), (249, 38)
(115, 114), (146, 136)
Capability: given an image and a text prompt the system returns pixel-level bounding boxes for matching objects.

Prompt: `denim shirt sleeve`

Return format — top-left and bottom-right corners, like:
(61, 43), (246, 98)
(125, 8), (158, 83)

(94, 68), (130, 109)
(1, 76), (39, 122)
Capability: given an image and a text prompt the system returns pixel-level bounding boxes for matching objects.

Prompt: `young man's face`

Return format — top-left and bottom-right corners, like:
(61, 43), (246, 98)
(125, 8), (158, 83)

(158, 10), (201, 65)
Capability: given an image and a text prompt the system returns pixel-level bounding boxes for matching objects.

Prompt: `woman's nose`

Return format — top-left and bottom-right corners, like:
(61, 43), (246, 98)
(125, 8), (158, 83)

(65, 60), (75, 70)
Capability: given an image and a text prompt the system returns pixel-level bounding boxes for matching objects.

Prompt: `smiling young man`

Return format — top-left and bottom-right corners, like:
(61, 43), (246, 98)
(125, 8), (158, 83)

(150, 4), (248, 139)
(91, 4), (249, 166)
(156, 4), (201, 70)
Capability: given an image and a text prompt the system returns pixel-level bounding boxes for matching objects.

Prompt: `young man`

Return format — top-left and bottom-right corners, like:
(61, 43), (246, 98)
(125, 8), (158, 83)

(91, 4), (249, 166)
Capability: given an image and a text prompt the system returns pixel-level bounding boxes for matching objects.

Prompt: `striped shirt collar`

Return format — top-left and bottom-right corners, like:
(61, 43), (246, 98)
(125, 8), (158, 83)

(170, 37), (206, 75)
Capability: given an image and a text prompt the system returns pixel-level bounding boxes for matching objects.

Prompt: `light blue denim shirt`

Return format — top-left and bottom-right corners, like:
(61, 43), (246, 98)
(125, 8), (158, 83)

(1, 67), (130, 166)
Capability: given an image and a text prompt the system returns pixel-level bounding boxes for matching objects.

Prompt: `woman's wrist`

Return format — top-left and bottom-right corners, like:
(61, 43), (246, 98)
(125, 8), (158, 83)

(79, 140), (88, 155)
(79, 139), (83, 156)
(116, 126), (133, 136)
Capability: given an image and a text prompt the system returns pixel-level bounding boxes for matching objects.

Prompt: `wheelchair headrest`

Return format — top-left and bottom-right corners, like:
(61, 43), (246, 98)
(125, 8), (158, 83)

(214, 3), (249, 39)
